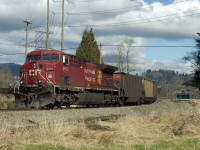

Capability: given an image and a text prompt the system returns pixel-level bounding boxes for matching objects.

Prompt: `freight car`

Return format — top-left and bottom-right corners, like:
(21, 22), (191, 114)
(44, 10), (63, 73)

(13, 49), (157, 109)
(113, 73), (157, 105)
(142, 78), (157, 103)
(113, 73), (144, 105)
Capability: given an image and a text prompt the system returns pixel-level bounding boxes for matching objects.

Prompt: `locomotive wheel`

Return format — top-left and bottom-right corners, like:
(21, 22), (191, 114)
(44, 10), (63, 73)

(137, 98), (144, 105)
(117, 99), (124, 107)
(24, 94), (41, 109)
(52, 101), (62, 109)
(42, 103), (53, 110)
(104, 94), (112, 106)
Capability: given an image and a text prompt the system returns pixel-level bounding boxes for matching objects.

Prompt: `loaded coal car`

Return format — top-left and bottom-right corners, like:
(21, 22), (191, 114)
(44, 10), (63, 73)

(113, 73), (157, 105)
(14, 49), (121, 108)
(142, 79), (157, 103)
(113, 73), (144, 105)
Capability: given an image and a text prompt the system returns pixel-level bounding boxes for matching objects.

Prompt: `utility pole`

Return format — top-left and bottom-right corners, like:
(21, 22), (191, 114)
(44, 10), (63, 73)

(100, 43), (102, 64)
(61, 0), (65, 52)
(46, 0), (50, 49)
(24, 20), (32, 56)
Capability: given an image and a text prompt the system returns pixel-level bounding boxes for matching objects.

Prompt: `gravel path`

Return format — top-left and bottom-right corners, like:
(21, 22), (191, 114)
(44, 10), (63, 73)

(0, 99), (195, 128)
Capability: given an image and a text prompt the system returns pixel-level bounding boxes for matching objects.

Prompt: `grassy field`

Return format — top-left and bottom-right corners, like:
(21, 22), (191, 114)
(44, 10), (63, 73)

(0, 93), (14, 109)
(1, 100), (200, 150)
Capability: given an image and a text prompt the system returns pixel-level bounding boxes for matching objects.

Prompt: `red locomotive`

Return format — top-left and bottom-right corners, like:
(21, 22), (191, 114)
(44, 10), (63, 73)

(14, 49), (157, 109)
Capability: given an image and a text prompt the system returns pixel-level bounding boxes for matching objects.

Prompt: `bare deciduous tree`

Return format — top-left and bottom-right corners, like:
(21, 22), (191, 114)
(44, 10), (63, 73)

(117, 38), (135, 73)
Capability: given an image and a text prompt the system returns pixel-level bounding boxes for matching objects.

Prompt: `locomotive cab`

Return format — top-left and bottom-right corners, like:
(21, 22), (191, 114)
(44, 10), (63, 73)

(20, 50), (61, 88)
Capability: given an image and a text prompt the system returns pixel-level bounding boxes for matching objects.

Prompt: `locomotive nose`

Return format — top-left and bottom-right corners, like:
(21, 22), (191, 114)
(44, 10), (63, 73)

(20, 62), (42, 87)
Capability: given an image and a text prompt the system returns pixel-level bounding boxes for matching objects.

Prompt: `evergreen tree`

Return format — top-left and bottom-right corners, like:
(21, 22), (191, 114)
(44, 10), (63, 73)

(183, 38), (200, 88)
(76, 28), (101, 64)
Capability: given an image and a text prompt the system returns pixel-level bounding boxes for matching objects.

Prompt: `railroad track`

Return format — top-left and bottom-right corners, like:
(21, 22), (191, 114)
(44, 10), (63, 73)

(0, 104), (131, 111)
(0, 87), (153, 111)
(0, 108), (43, 111)
(0, 88), (12, 93)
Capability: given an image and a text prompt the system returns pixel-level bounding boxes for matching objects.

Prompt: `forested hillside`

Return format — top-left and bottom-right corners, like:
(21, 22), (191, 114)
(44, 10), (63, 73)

(142, 69), (199, 99)
(142, 69), (190, 85)
(0, 63), (20, 88)
(0, 63), (20, 76)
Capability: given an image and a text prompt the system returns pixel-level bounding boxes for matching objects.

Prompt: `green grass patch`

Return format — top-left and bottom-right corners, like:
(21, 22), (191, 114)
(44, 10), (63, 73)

(24, 139), (200, 150)
(132, 138), (200, 150)
(25, 144), (125, 150)
(132, 144), (146, 150)
(25, 144), (71, 150)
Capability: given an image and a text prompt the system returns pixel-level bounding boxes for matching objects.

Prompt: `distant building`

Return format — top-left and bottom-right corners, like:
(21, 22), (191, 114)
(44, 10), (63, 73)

(176, 91), (190, 100)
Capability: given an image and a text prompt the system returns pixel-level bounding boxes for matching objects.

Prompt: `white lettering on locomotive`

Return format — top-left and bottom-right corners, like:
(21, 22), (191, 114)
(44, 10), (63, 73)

(29, 70), (35, 76)
(85, 76), (96, 82)
(84, 69), (96, 75)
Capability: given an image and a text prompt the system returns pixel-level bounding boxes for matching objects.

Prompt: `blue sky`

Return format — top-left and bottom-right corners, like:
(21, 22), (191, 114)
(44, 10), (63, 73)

(0, 0), (200, 74)
(145, 38), (196, 60)
(144, 0), (173, 4)
(143, 0), (197, 62)
(143, 0), (197, 59)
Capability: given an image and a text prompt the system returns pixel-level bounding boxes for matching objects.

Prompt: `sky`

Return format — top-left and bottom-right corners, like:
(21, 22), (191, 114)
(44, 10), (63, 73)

(0, 0), (200, 74)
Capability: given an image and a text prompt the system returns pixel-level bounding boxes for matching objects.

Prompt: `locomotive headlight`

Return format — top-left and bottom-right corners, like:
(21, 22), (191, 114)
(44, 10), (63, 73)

(20, 81), (23, 84)
(33, 63), (37, 69)
(37, 80), (42, 85)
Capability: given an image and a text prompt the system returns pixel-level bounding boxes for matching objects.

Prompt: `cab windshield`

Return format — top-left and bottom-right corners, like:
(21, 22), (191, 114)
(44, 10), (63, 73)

(26, 55), (41, 62)
(42, 54), (59, 61)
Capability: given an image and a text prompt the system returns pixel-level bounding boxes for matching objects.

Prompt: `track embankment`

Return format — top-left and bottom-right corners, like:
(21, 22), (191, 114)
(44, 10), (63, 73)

(0, 99), (197, 129)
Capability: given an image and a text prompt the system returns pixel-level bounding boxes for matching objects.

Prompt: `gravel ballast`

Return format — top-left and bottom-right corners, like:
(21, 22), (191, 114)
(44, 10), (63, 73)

(0, 100), (195, 128)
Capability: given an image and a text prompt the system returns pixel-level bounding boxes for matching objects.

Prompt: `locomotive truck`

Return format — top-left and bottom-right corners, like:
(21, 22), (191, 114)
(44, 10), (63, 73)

(14, 49), (157, 109)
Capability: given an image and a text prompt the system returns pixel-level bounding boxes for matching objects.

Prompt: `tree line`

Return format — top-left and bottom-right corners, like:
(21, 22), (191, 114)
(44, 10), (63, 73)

(76, 28), (136, 73)
(183, 38), (200, 89)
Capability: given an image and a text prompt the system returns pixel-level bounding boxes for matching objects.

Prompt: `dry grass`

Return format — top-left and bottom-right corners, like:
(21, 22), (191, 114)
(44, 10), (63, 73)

(1, 100), (200, 149)
(0, 93), (15, 109)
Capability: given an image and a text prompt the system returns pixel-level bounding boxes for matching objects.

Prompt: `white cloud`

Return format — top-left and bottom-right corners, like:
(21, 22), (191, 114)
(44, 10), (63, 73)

(0, 0), (199, 73)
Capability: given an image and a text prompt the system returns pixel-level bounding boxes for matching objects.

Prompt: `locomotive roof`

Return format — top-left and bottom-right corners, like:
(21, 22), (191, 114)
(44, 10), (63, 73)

(100, 64), (118, 73)
(26, 49), (118, 72)
(27, 49), (63, 56)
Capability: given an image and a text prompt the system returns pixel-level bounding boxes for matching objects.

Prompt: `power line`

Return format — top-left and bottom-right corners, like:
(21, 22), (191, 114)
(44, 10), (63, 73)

(49, 0), (56, 47)
(59, 45), (197, 51)
(48, 0), (71, 50)
(0, 53), (24, 57)
(51, 0), (178, 15)
(68, 0), (184, 15)
(0, 45), (195, 56)
(35, 45), (197, 49)
(68, 9), (200, 28)
(68, 0), (105, 2)
(100, 45), (196, 48)
(0, 42), (24, 47)
(0, 42), (39, 49)
(68, 0), (172, 3)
